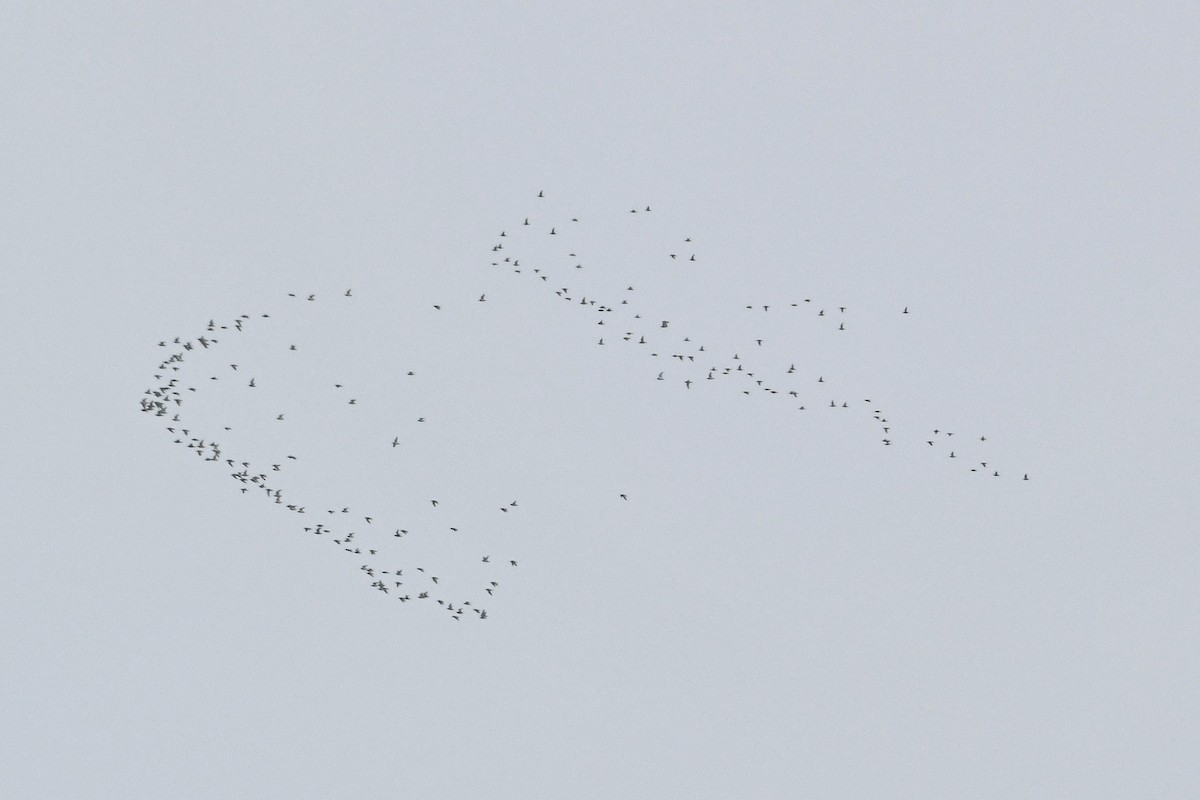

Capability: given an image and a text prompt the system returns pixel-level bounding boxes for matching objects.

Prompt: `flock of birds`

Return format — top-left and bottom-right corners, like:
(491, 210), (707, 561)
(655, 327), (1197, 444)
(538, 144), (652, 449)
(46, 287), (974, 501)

(140, 191), (1029, 621)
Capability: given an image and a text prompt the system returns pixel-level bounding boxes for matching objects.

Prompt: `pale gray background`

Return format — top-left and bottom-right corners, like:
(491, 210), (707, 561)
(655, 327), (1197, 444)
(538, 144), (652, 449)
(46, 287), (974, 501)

(3, 3), (1199, 798)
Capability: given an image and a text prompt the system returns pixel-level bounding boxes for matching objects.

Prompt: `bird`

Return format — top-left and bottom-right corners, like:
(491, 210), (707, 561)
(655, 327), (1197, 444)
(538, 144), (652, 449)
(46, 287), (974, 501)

(392, 437), (399, 447)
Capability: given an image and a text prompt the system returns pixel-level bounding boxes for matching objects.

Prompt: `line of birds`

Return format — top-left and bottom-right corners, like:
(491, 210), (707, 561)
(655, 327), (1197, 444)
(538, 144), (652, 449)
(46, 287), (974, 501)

(480, 191), (1029, 481)
(140, 294), (531, 621)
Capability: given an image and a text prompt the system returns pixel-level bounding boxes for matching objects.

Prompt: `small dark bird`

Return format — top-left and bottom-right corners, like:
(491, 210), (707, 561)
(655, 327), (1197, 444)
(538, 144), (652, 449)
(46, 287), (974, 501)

(345, 288), (352, 297)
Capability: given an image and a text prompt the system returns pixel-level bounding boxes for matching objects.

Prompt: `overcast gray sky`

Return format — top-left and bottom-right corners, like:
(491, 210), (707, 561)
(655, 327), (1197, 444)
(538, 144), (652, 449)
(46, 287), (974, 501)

(3, 3), (1199, 798)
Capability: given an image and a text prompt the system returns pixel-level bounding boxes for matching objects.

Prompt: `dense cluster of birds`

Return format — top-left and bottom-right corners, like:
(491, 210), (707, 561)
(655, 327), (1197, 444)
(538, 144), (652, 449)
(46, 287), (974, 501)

(140, 191), (1028, 621)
